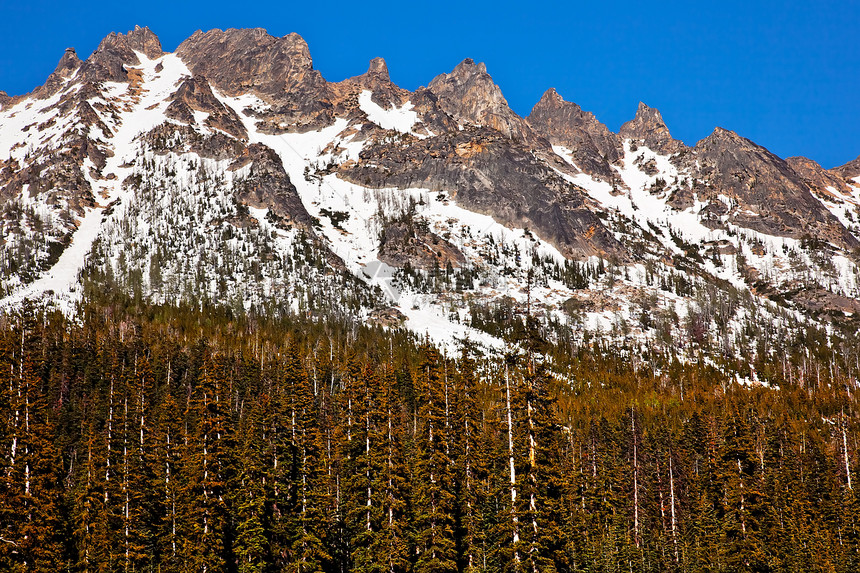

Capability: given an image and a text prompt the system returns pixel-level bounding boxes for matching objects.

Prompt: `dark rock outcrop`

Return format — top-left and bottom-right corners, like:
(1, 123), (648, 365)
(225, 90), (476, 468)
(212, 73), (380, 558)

(379, 219), (466, 270)
(166, 76), (248, 140)
(230, 144), (313, 228)
(339, 127), (624, 260)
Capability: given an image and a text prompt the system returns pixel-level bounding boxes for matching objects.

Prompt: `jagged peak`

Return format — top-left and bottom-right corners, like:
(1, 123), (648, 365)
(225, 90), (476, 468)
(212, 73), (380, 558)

(429, 58), (491, 89)
(535, 87), (566, 107)
(632, 101), (665, 124)
(530, 87), (584, 115)
(95, 25), (163, 60)
(619, 101), (684, 154)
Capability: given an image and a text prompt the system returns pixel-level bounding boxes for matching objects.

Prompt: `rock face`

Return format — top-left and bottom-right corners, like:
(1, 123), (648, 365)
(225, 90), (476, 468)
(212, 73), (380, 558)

(428, 59), (534, 143)
(176, 28), (327, 99)
(81, 26), (163, 84)
(379, 219), (466, 271)
(338, 127), (624, 260)
(832, 155), (860, 181)
(166, 76), (248, 140)
(619, 102), (685, 155)
(230, 144), (314, 228)
(527, 88), (620, 180)
(176, 28), (336, 132)
(786, 156), (854, 196)
(688, 128), (857, 248)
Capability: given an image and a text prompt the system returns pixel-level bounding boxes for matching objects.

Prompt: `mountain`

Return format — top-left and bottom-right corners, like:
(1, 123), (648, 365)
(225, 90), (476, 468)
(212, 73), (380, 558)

(2, 26), (860, 363)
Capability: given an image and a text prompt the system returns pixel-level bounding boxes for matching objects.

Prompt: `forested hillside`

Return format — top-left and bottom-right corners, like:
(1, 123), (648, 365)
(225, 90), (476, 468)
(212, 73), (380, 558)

(1, 298), (859, 572)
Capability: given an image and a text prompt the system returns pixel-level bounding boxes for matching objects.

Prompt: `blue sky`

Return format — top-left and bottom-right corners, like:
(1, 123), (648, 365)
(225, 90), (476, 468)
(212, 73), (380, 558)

(1, 0), (857, 168)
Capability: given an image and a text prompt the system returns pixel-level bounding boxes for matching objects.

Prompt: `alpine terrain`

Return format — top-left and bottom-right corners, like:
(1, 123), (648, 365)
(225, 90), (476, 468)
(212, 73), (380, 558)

(1, 26), (860, 572)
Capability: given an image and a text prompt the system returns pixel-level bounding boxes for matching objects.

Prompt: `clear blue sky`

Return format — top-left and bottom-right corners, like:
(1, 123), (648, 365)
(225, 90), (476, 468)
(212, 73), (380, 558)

(1, 0), (857, 168)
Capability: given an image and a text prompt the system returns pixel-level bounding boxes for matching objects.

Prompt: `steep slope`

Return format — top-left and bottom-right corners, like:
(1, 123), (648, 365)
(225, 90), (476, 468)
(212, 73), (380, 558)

(619, 102), (686, 155)
(527, 88), (620, 182)
(2, 26), (860, 358)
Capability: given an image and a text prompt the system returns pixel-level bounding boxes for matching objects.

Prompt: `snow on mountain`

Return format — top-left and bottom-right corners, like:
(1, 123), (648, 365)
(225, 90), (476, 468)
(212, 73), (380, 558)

(2, 26), (859, 361)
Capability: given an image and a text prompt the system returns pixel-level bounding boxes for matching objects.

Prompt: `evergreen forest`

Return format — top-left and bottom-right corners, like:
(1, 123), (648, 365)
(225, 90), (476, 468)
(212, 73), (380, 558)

(1, 297), (859, 573)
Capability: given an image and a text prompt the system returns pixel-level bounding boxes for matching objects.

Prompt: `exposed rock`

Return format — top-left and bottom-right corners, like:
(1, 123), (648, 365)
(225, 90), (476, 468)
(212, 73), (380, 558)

(329, 57), (412, 118)
(527, 88), (620, 180)
(166, 76), (248, 140)
(428, 59), (535, 143)
(31, 48), (83, 99)
(230, 143), (314, 229)
(687, 128), (857, 248)
(619, 102), (685, 155)
(786, 156), (854, 195)
(81, 26), (163, 84)
(367, 306), (406, 327)
(378, 219), (466, 271)
(177, 29), (327, 98)
(338, 127), (624, 260)
(0, 91), (9, 109)
(832, 154), (860, 181)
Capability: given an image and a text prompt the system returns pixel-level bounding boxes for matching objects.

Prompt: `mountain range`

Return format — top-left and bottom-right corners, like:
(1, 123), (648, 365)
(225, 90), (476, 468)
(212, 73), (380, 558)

(2, 25), (860, 366)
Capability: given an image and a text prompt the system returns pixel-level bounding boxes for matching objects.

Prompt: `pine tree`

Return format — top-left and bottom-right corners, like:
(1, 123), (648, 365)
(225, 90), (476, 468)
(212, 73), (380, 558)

(413, 346), (457, 573)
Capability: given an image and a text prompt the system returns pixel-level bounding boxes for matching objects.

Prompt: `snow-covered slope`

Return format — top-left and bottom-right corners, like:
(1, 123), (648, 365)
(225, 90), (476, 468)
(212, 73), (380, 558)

(2, 26), (859, 361)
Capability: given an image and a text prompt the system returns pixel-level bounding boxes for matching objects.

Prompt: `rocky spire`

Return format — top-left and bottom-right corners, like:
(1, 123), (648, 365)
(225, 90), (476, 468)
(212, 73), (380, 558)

(619, 102), (684, 155)
(365, 57), (390, 83)
(527, 87), (621, 179)
(428, 58), (532, 142)
(26, 47), (83, 99)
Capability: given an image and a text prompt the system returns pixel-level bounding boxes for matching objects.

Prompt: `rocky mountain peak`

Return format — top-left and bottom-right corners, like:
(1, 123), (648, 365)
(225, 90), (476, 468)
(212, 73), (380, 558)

(0, 91), (9, 109)
(339, 57), (393, 92)
(175, 28), (326, 102)
(428, 58), (532, 141)
(95, 25), (163, 60)
(56, 48), (82, 74)
(81, 26), (163, 84)
(527, 88), (621, 178)
(619, 102), (684, 155)
(687, 126), (858, 249)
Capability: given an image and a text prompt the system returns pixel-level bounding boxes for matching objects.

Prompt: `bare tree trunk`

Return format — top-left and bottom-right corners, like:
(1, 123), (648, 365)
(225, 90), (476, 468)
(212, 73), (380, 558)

(505, 363), (520, 562)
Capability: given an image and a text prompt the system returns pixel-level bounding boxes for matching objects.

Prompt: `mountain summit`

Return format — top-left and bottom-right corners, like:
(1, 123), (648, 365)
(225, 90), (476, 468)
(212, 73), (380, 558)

(2, 26), (860, 354)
